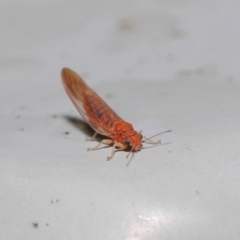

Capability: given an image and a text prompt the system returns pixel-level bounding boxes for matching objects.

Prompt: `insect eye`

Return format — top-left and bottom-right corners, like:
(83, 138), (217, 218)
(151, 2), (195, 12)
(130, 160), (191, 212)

(123, 139), (130, 145)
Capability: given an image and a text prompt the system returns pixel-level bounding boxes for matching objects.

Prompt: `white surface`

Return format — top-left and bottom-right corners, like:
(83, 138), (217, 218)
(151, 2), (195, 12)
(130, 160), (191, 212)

(1, 0), (240, 239)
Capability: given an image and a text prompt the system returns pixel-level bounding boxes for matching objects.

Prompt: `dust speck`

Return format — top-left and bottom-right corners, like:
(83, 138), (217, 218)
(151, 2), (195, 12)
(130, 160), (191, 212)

(51, 199), (59, 204)
(32, 222), (38, 229)
(105, 93), (113, 99)
(117, 18), (134, 31)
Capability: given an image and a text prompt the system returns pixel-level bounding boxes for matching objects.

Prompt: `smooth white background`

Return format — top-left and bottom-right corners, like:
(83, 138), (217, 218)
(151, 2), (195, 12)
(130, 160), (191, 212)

(1, 0), (240, 239)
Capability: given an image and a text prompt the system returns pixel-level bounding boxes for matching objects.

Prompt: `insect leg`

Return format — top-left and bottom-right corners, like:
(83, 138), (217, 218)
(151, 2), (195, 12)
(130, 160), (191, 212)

(107, 145), (116, 161)
(142, 135), (161, 144)
(107, 142), (127, 160)
(85, 131), (98, 141)
(87, 139), (113, 151)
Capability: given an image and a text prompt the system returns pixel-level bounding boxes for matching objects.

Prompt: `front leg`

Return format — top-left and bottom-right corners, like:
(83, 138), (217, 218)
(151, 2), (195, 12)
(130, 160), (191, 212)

(107, 141), (127, 161)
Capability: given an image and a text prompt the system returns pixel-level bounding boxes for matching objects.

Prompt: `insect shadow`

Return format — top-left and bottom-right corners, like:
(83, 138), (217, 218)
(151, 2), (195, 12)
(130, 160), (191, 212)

(62, 115), (106, 142)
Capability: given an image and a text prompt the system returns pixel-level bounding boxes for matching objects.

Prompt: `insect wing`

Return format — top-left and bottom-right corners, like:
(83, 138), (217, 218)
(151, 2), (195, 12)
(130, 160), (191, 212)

(61, 68), (121, 136)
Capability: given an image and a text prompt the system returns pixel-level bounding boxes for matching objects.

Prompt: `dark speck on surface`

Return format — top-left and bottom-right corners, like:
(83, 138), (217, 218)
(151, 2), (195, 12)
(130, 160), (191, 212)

(105, 93), (113, 99)
(32, 222), (38, 229)
(117, 18), (134, 31)
(51, 199), (59, 204)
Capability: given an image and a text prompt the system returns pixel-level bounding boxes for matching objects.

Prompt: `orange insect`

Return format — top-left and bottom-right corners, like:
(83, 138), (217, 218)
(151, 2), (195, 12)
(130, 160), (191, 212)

(61, 68), (169, 160)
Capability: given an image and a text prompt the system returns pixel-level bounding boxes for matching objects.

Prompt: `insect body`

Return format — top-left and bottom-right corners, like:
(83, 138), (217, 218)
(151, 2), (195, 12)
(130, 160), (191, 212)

(61, 68), (165, 160)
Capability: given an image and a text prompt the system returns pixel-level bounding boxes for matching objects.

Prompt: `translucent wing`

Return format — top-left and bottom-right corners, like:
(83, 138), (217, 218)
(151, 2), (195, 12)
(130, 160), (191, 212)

(61, 68), (122, 136)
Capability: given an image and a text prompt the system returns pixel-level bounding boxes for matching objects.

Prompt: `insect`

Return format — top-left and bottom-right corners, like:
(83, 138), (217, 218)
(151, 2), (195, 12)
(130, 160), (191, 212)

(61, 68), (169, 160)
